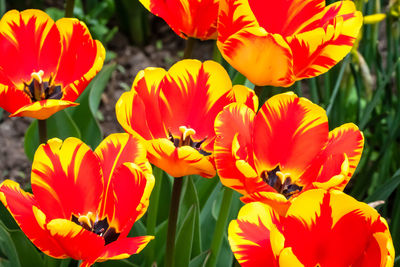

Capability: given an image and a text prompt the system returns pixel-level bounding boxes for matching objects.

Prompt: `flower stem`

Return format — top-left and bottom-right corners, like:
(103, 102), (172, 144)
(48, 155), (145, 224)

(206, 187), (233, 267)
(38, 119), (47, 144)
(254, 85), (263, 99)
(65, 0), (75, 18)
(165, 176), (184, 267)
(183, 38), (196, 59)
(145, 167), (163, 266)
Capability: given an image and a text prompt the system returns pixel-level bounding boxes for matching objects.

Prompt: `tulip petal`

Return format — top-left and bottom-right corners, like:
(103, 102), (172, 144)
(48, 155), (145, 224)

(288, 1), (362, 79)
(240, 192), (290, 215)
(31, 138), (103, 220)
(0, 9), (61, 87)
(218, 28), (295, 87)
(228, 202), (280, 266)
(46, 218), (104, 263)
(247, 0), (325, 35)
(214, 103), (259, 194)
(10, 99), (78, 120)
(217, 0), (258, 44)
(158, 60), (233, 141)
(116, 68), (167, 140)
(95, 133), (151, 224)
(102, 162), (154, 235)
(0, 83), (32, 115)
(98, 236), (154, 260)
(282, 190), (391, 266)
(141, 0), (218, 39)
(253, 92), (328, 179)
(299, 123), (364, 189)
(0, 180), (67, 258)
(147, 138), (215, 178)
(54, 18), (105, 102)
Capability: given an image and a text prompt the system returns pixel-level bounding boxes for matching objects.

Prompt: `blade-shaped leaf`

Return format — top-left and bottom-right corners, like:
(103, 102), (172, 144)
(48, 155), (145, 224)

(68, 63), (117, 149)
(175, 205), (196, 267)
(24, 110), (81, 161)
(365, 168), (400, 203)
(0, 222), (20, 267)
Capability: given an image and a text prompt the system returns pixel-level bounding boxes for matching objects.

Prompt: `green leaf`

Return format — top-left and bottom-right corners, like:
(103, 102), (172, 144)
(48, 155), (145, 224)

(42, 256), (72, 267)
(216, 234), (233, 267)
(68, 63), (117, 149)
(364, 168), (400, 203)
(24, 110), (81, 161)
(196, 176), (219, 210)
(9, 229), (43, 267)
(88, 63), (117, 114)
(189, 250), (210, 267)
(199, 183), (221, 248)
(155, 220), (168, 264)
(0, 222), (20, 267)
(0, 203), (18, 230)
(96, 259), (139, 267)
(175, 206), (196, 267)
(179, 177), (202, 257)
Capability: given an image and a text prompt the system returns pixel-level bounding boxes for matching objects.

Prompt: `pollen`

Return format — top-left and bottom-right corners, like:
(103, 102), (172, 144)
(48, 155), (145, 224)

(31, 70), (44, 84)
(77, 211), (95, 229)
(179, 126), (196, 141)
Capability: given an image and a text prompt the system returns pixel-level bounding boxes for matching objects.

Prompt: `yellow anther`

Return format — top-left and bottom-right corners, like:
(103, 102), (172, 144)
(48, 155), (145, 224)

(179, 126), (196, 141)
(78, 211), (95, 228)
(31, 70), (44, 84)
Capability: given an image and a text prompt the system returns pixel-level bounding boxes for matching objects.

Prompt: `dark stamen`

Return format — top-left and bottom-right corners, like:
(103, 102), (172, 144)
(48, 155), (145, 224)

(262, 166), (303, 199)
(71, 215), (120, 245)
(23, 74), (63, 102)
(168, 129), (211, 156)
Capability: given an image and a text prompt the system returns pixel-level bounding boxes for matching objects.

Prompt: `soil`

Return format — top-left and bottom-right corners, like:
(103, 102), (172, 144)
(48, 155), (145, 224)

(0, 15), (214, 187)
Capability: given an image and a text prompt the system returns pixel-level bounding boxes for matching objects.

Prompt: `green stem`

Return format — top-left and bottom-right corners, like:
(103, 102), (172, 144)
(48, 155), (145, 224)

(254, 85), (263, 100)
(183, 38), (196, 59)
(65, 0), (75, 18)
(326, 55), (350, 117)
(145, 167), (163, 266)
(206, 187), (234, 267)
(38, 119), (47, 144)
(165, 176), (184, 267)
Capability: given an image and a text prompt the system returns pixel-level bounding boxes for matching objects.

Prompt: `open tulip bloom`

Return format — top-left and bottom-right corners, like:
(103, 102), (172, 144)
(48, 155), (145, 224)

(0, 133), (154, 266)
(217, 0), (362, 87)
(0, 9), (105, 119)
(116, 59), (257, 178)
(138, 0), (218, 40)
(214, 92), (364, 211)
(229, 189), (395, 266)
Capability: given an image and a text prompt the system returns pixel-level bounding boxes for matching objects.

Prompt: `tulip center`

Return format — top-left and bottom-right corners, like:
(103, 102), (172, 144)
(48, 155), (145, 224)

(23, 70), (63, 102)
(168, 126), (211, 156)
(261, 166), (303, 199)
(72, 212), (120, 245)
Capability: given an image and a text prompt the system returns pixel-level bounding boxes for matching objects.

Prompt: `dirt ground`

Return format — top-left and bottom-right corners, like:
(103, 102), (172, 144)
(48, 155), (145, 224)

(0, 16), (214, 187)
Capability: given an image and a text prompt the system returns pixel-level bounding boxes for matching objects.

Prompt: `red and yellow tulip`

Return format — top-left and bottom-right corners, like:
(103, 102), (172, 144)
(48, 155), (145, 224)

(214, 92), (363, 210)
(138, 0), (219, 40)
(217, 0), (363, 87)
(0, 9), (105, 119)
(116, 59), (257, 178)
(229, 189), (395, 266)
(0, 134), (154, 267)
